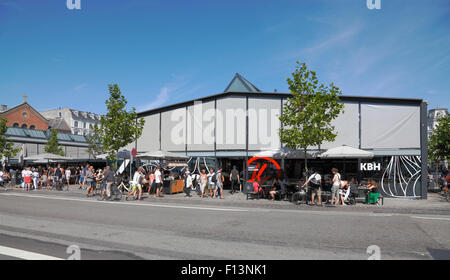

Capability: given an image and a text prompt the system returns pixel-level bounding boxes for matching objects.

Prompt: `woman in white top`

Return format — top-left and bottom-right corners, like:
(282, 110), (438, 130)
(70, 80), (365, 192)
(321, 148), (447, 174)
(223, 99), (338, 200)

(24, 167), (33, 192)
(331, 168), (342, 205)
(65, 168), (71, 186)
(199, 169), (207, 198)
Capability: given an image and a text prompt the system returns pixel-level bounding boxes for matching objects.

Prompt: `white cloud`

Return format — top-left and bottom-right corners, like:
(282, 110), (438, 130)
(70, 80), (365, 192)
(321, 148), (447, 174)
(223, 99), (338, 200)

(138, 87), (170, 111)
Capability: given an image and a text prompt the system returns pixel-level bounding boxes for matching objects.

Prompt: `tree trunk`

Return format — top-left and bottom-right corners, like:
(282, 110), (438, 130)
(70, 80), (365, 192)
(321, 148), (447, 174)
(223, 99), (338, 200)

(304, 147), (308, 175)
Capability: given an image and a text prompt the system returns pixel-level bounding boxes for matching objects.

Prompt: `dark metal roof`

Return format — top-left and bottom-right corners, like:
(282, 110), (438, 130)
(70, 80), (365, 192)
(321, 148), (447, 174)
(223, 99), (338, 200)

(5, 127), (87, 143)
(224, 73), (261, 93)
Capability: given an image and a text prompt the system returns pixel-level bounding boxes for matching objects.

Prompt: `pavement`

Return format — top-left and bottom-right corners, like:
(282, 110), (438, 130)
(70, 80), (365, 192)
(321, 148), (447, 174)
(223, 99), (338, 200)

(0, 185), (449, 260)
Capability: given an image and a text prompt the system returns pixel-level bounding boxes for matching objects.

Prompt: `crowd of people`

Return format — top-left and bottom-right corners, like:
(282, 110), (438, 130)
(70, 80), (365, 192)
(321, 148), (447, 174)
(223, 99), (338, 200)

(0, 163), (384, 205)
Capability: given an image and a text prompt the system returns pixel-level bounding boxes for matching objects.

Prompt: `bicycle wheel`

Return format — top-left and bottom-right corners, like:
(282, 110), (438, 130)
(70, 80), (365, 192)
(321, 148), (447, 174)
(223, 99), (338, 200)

(114, 190), (123, 201)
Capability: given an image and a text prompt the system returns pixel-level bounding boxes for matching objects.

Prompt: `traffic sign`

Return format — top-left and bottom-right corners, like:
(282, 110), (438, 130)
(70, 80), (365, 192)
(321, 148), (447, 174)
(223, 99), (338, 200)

(131, 148), (137, 158)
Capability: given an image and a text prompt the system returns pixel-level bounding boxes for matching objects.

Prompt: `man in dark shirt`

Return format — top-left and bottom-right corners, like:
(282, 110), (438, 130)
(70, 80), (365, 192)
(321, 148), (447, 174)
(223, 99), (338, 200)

(230, 166), (240, 194)
(104, 166), (114, 199)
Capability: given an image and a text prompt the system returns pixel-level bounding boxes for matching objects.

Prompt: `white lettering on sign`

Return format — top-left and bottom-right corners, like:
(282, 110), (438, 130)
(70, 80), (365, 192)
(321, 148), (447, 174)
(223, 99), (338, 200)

(360, 163), (381, 171)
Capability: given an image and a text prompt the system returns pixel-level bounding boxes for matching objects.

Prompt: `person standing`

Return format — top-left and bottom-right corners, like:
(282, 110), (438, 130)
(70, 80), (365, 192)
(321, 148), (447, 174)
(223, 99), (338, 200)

(330, 168), (342, 206)
(54, 164), (63, 190)
(81, 164), (89, 190)
(65, 167), (71, 186)
(24, 167), (32, 192)
(216, 168), (224, 199)
(154, 166), (163, 198)
(207, 169), (216, 198)
(147, 171), (155, 196)
(21, 167), (26, 190)
(32, 168), (39, 190)
(230, 166), (240, 194)
(302, 168), (322, 206)
(103, 166), (115, 200)
(183, 167), (192, 197)
(199, 169), (207, 198)
(86, 166), (95, 197)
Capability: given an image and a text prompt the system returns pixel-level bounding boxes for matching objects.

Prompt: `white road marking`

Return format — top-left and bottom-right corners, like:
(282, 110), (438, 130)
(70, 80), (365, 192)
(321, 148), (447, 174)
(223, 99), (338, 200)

(410, 216), (450, 222)
(0, 193), (250, 212)
(0, 245), (62, 260)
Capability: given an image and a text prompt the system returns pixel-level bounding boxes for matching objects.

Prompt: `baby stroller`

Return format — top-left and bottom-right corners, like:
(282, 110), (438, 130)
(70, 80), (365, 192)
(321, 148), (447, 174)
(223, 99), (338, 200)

(343, 184), (359, 205)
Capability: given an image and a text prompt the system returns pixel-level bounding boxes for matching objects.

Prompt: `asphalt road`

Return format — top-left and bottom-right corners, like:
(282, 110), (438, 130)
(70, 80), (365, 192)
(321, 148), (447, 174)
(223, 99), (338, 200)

(0, 191), (449, 260)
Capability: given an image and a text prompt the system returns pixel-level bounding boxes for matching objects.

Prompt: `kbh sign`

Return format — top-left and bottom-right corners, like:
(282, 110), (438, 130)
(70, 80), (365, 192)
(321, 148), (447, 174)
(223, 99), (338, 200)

(360, 163), (381, 171)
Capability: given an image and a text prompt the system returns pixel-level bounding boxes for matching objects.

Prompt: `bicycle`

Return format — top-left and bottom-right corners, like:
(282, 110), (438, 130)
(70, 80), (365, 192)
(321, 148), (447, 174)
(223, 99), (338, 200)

(98, 182), (123, 201)
(117, 179), (132, 193)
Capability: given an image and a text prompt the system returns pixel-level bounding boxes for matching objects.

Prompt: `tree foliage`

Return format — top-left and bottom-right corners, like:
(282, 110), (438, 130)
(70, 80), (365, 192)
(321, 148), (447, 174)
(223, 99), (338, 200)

(87, 124), (103, 159)
(0, 117), (20, 159)
(97, 84), (145, 164)
(428, 114), (450, 162)
(44, 129), (65, 156)
(279, 61), (344, 172)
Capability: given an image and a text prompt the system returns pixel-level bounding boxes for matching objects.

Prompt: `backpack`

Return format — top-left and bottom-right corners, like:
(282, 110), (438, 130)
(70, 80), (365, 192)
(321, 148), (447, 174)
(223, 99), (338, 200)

(309, 174), (320, 188)
(212, 173), (217, 183)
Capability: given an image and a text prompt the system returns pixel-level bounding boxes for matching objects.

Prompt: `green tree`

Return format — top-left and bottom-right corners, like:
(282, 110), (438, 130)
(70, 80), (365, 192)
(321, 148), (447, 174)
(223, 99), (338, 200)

(279, 61), (344, 173)
(97, 84), (145, 166)
(45, 129), (65, 156)
(0, 117), (20, 160)
(428, 114), (449, 163)
(87, 124), (103, 159)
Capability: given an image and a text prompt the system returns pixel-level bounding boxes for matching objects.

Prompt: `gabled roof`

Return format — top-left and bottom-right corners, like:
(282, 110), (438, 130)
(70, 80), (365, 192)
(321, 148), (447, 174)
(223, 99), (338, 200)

(224, 73), (261, 93)
(48, 118), (71, 132)
(0, 102), (48, 124)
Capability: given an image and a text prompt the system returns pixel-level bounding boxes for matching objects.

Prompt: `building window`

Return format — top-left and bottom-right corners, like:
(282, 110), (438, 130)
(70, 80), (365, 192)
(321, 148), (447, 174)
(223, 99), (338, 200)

(21, 124), (27, 129)
(59, 112), (62, 118)
(13, 123), (19, 128)
(74, 121), (78, 128)
(83, 122), (86, 129)
(22, 112), (28, 119)
(30, 125), (35, 130)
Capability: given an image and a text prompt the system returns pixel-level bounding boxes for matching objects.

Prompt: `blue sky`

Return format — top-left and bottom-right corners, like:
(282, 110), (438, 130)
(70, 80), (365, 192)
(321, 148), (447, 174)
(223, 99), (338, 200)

(0, 0), (449, 115)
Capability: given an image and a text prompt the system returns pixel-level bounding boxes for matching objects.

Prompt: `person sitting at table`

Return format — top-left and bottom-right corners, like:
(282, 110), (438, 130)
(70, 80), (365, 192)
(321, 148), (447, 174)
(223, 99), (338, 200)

(252, 179), (264, 198)
(364, 179), (379, 204)
(269, 177), (281, 201)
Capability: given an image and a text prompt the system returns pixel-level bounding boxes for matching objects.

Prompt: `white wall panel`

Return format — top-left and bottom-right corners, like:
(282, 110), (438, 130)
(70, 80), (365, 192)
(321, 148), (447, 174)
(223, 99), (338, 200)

(248, 97), (281, 150)
(136, 113), (160, 152)
(321, 102), (359, 149)
(361, 103), (420, 149)
(161, 108), (186, 151)
(216, 97), (247, 150)
(187, 101), (215, 151)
